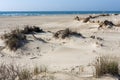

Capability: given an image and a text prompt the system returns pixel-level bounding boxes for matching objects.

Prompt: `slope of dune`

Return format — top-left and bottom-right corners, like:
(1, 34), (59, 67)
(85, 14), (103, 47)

(0, 14), (120, 80)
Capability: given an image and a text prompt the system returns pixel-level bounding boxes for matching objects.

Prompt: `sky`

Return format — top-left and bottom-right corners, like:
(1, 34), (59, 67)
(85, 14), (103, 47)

(0, 0), (120, 11)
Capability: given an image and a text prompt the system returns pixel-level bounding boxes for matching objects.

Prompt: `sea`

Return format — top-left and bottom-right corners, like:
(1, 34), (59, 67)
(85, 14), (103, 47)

(0, 11), (120, 16)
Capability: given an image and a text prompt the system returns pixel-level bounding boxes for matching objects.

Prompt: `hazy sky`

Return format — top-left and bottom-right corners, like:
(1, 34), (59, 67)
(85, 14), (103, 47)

(0, 0), (120, 11)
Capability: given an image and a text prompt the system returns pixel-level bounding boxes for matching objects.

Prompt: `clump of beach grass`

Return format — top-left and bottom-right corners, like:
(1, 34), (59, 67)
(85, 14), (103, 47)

(54, 28), (85, 39)
(0, 63), (32, 80)
(94, 56), (119, 78)
(0, 64), (53, 80)
(21, 25), (44, 34)
(1, 29), (27, 51)
(34, 66), (40, 76)
(74, 16), (80, 21)
(33, 66), (47, 76)
(98, 20), (115, 29)
(18, 69), (32, 80)
(0, 63), (18, 80)
(1, 25), (45, 51)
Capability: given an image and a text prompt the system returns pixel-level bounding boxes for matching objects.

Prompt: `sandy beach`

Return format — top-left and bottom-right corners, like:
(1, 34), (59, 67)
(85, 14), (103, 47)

(0, 14), (120, 80)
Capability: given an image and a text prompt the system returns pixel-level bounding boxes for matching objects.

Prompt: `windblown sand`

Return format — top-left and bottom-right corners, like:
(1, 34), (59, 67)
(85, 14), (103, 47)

(0, 14), (120, 80)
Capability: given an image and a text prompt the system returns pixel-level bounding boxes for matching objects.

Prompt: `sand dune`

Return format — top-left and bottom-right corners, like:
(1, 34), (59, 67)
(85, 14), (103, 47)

(0, 14), (120, 80)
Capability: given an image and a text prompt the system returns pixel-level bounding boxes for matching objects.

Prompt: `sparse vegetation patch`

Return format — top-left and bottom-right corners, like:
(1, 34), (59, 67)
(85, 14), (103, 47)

(54, 28), (85, 39)
(94, 56), (119, 78)
(1, 29), (27, 51)
(21, 25), (44, 34)
(1, 25), (45, 51)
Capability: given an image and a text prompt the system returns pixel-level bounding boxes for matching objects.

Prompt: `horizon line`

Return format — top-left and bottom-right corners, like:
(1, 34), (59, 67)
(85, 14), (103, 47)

(0, 10), (119, 12)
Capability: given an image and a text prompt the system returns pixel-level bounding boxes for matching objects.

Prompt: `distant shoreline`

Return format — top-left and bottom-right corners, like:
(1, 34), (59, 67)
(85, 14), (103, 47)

(0, 11), (120, 16)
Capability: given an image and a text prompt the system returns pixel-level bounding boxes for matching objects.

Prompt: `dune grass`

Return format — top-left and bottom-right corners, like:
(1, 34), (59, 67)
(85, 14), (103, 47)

(18, 69), (32, 80)
(0, 63), (32, 80)
(1, 29), (27, 51)
(33, 66), (47, 76)
(1, 26), (44, 51)
(94, 56), (119, 78)
(0, 64), (52, 80)
(54, 28), (85, 39)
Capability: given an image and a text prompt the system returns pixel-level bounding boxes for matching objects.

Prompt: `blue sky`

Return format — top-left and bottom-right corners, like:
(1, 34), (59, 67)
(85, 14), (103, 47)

(0, 0), (120, 11)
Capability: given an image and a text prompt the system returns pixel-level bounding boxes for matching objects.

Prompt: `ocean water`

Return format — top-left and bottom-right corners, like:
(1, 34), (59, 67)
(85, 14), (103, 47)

(0, 11), (120, 16)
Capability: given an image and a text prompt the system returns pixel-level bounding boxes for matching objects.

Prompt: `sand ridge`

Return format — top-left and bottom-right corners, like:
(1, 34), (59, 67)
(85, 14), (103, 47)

(0, 14), (120, 80)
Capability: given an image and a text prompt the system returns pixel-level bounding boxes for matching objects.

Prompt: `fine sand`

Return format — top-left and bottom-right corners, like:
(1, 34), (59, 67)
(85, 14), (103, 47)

(0, 14), (120, 80)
